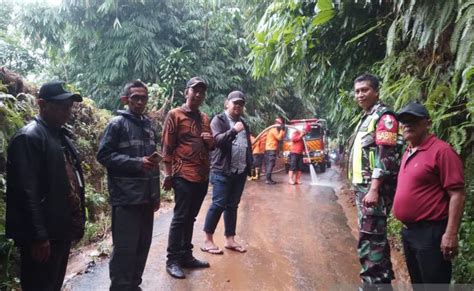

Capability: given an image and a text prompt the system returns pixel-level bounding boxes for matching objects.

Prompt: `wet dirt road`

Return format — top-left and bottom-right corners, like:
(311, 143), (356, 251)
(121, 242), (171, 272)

(65, 168), (360, 290)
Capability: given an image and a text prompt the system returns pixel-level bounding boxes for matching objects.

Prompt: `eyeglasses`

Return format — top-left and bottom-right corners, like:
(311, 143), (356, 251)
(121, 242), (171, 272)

(232, 100), (245, 106)
(129, 95), (148, 101)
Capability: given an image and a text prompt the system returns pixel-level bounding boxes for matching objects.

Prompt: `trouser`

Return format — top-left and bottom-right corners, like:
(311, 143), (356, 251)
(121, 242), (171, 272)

(265, 150), (277, 181)
(355, 189), (394, 284)
(204, 171), (247, 236)
(167, 177), (208, 264)
(20, 240), (71, 291)
(401, 220), (451, 288)
(253, 153), (264, 168)
(109, 203), (154, 291)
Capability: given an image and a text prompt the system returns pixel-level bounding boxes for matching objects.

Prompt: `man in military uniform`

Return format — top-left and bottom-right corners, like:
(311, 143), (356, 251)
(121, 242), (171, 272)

(348, 74), (403, 287)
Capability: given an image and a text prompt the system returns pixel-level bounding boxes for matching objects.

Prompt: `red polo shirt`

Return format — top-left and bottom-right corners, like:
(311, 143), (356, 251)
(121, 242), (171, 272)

(393, 135), (464, 223)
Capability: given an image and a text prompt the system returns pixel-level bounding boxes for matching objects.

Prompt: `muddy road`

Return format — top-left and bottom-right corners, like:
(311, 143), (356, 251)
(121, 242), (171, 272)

(65, 168), (361, 290)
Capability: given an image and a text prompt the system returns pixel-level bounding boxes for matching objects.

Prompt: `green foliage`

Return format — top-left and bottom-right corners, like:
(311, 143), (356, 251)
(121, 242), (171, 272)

(453, 155), (474, 283)
(0, 0), (40, 75)
(387, 214), (403, 251)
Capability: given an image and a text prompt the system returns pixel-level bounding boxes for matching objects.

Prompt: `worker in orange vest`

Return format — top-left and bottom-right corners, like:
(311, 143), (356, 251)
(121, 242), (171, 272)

(264, 118), (285, 184)
(249, 132), (266, 180)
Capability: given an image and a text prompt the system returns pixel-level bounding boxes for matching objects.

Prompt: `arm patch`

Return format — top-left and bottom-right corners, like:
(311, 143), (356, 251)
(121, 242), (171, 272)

(375, 114), (398, 146)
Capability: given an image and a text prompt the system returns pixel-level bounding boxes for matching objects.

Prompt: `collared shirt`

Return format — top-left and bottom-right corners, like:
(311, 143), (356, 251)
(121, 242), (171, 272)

(162, 104), (214, 182)
(225, 113), (248, 174)
(63, 150), (84, 240)
(393, 135), (465, 223)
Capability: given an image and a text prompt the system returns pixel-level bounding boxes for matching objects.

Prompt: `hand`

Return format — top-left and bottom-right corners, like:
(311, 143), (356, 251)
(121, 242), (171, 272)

(201, 132), (213, 141)
(153, 200), (160, 212)
(441, 233), (459, 261)
(362, 188), (379, 207)
(142, 157), (155, 171)
(234, 121), (244, 133)
(31, 240), (50, 263)
(201, 132), (214, 148)
(162, 176), (172, 191)
(148, 152), (162, 165)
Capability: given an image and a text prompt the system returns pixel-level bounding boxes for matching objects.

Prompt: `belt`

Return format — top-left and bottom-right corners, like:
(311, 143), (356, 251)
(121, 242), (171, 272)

(402, 219), (448, 230)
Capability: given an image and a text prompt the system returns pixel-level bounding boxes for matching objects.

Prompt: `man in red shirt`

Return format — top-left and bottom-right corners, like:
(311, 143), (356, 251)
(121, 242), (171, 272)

(288, 123), (310, 184)
(393, 102), (465, 285)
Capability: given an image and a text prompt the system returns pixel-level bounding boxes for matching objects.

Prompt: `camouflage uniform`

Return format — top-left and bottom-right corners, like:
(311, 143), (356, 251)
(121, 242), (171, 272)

(349, 102), (403, 284)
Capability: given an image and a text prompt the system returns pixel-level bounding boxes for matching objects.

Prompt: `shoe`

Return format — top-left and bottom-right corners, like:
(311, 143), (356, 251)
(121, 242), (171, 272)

(265, 180), (276, 185)
(166, 263), (185, 279)
(200, 246), (224, 255)
(224, 245), (247, 253)
(181, 258), (210, 268)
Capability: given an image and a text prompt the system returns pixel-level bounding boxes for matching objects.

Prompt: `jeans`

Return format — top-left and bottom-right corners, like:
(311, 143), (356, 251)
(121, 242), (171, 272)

(401, 220), (451, 287)
(203, 171), (247, 236)
(109, 203), (154, 291)
(265, 150), (277, 181)
(166, 177), (208, 264)
(20, 240), (71, 291)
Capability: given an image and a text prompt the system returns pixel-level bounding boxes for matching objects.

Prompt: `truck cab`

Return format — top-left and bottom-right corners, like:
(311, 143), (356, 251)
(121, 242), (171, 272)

(282, 118), (330, 172)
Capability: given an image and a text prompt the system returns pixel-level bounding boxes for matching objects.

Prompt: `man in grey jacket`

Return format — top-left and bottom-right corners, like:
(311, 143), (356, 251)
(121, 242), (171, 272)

(97, 80), (160, 290)
(201, 91), (252, 254)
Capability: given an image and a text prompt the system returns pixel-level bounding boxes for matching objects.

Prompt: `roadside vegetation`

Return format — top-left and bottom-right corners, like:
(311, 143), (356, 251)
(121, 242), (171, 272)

(0, 0), (472, 287)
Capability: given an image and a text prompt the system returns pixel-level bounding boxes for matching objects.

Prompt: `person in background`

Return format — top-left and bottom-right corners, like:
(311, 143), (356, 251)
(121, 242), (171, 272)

(264, 117), (285, 184)
(97, 80), (161, 290)
(201, 91), (252, 255)
(288, 123), (311, 185)
(393, 102), (465, 287)
(348, 74), (403, 287)
(249, 131), (266, 180)
(6, 80), (85, 291)
(161, 77), (214, 279)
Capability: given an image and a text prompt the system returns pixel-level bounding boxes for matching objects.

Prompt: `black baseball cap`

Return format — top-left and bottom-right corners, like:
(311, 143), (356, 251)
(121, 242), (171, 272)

(227, 91), (245, 102)
(39, 81), (82, 102)
(186, 77), (207, 89)
(397, 102), (430, 122)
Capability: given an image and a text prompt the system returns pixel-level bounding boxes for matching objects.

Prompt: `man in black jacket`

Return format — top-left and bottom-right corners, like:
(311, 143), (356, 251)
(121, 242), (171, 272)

(6, 80), (86, 291)
(201, 91), (252, 254)
(97, 80), (160, 290)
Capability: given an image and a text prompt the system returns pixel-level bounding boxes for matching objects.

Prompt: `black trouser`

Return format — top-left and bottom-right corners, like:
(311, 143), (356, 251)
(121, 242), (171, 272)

(167, 177), (208, 264)
(20, 240), (71, 291)
(401, 220), (451, 288)
(109, 203), (154, 291)
(265, 150), (277, 181)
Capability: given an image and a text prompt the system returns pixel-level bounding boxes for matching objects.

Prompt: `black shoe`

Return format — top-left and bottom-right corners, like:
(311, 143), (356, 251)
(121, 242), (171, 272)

(166, 263), (185, 279)
(265, 180), (276, 185)
(181, 258), (210, 269)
